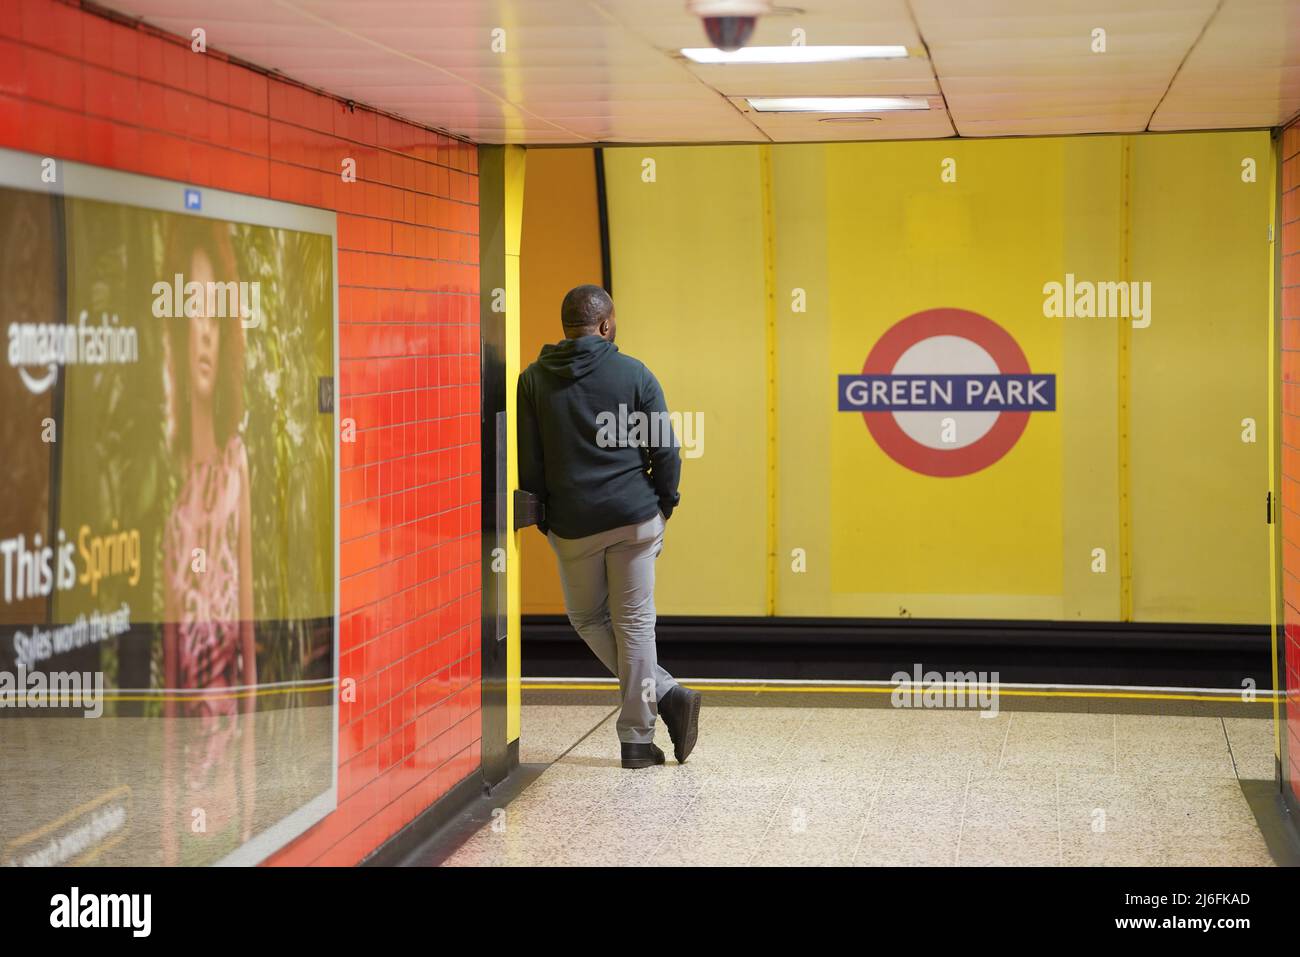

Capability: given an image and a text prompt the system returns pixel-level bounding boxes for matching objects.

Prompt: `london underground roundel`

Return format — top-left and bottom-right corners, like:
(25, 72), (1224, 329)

(837, 308), (1056, 478)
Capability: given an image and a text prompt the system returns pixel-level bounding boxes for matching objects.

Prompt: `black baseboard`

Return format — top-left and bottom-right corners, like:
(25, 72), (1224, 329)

(361, 768), (485, 867)
(361, 737), (524, 866)
(1241, 777), (1300, 867)
(394, 761), (549, 867)
(523, 615), (1273, 689)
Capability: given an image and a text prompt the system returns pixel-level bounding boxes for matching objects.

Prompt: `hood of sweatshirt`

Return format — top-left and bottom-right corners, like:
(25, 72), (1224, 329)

(537, 335), (617, 380)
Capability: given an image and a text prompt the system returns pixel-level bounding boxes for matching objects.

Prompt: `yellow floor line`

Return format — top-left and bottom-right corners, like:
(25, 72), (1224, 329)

(16, 682), (338, 705)
(522, 681), (1278, 704)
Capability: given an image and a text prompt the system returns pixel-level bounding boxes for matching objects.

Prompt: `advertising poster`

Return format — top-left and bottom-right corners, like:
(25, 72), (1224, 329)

(0, 153), (337, 866)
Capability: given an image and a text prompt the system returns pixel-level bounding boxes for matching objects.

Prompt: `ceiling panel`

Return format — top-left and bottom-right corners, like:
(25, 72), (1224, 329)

(94, 0), (1300, 145)
(913, 0), (1220, 136)
(1151, 0), (1300, 129)
(688, 59), (940, 98)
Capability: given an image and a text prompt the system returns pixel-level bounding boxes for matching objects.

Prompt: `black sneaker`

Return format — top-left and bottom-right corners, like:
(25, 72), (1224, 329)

(658, 685), (702, 763)
(621, 742), (666, 769)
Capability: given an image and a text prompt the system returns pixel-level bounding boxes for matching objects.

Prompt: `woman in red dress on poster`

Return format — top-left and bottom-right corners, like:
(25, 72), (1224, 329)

(160, 222), (257, 864)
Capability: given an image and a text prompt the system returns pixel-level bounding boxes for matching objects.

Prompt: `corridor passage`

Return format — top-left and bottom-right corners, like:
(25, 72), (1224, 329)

(428, 687), (1277, 867)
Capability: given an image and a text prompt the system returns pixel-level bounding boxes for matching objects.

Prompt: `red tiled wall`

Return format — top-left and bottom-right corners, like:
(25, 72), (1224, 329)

(1281, 118), (1300, 803)
(0, 0), (482, 865)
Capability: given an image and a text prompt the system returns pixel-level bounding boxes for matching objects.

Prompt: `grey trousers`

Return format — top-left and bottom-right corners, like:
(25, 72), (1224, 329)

(547, 511), (678, 744)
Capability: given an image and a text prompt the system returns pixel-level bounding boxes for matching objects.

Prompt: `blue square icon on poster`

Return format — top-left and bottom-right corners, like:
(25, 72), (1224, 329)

(184, 188), (202, 210)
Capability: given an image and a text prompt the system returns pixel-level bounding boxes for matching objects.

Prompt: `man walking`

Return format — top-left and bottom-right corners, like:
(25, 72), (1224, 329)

(517, 284), (701, 769)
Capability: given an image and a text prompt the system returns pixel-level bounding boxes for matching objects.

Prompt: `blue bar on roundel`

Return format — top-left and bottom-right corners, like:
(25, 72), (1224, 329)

(838, 374), (1057, 412)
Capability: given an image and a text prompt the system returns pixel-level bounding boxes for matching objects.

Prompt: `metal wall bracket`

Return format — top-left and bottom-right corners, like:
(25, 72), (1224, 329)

(513, 489), (545, 531)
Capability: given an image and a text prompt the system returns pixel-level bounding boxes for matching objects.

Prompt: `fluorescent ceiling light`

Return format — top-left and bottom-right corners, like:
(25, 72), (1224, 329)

(682, 45), (908, 64)
(746, 96), (929, 112)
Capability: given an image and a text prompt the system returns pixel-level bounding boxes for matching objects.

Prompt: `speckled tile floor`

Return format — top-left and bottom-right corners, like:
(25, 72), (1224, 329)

(442, 692), (1280, 867)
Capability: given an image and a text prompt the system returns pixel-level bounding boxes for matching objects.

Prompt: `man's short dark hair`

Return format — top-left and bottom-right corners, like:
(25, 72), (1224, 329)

(561, 284), (613, 332)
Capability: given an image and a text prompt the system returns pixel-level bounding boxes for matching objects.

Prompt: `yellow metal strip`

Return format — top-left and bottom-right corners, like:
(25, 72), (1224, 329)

(1117, 137), (1133, 620)
(759, 145), (778, 616)
(1267, 135), (1282, 763)
(504, 144), (526, 744)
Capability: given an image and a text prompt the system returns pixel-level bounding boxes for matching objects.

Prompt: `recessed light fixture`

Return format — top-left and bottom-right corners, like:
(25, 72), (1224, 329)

(682, 44), (908, 64)
(746, 96), (929, 112)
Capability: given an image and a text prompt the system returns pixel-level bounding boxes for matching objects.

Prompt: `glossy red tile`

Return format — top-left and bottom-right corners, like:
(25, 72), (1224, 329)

(13, 0), (480, 868)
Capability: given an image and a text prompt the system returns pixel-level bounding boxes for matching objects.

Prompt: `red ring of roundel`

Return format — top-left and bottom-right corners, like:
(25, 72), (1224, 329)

(860, 307), (1032, 478)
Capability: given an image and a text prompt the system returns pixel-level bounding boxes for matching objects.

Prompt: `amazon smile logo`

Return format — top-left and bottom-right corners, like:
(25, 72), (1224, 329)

(7, 312), (139, 395)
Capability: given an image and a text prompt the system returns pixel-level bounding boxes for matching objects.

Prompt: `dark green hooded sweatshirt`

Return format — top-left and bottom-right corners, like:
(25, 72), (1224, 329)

(517, 335), (682, 539)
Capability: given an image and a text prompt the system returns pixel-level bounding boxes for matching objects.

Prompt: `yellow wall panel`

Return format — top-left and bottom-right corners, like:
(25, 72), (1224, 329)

(1127, 131), (1273, 623)
(518, 148), (603, 615)
(823, 138), (1066, 617)
(603, 147), (769, 615)
(772, 145), (833, 617)
(1059, 138), (1123, 620)
(526, 132), (1272, 627)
